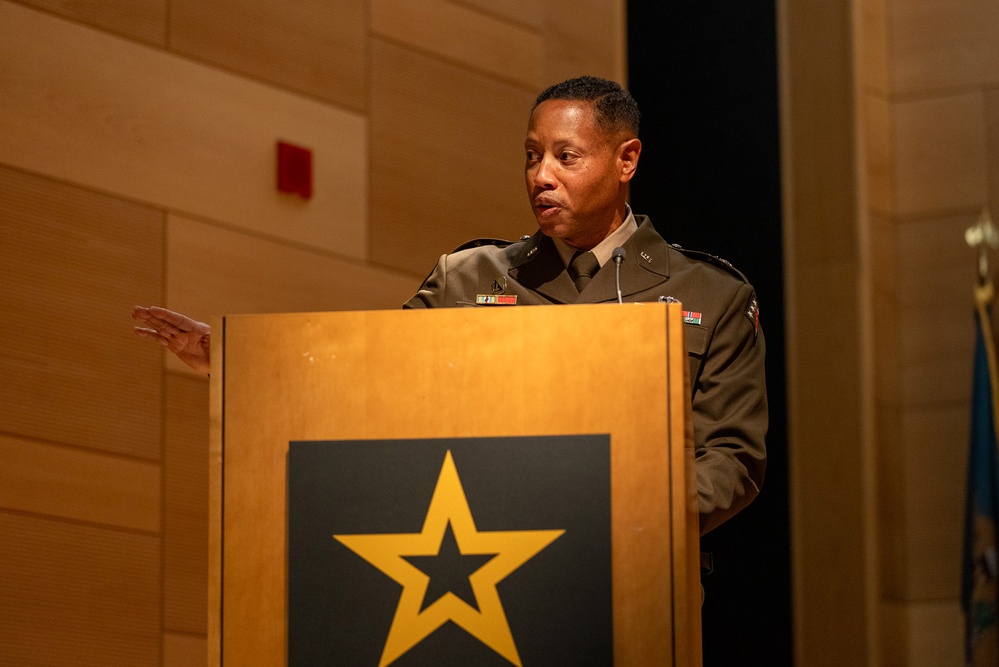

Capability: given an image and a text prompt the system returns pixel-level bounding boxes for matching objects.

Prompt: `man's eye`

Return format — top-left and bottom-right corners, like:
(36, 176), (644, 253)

(560, 152), (576, 161)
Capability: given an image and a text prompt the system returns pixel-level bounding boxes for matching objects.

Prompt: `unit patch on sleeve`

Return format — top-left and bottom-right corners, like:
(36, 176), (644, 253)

(745, 294), (760, 339)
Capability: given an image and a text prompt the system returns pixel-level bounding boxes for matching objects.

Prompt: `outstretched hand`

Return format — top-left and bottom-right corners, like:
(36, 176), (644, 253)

(132, 306), (211, 373)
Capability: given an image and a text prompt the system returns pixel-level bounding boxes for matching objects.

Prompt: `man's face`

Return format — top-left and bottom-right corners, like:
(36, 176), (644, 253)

(524, 99), (636, 250)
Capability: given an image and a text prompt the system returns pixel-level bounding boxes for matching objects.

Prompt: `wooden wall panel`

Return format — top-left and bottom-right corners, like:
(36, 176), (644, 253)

(0, 512), (160, 666)
(895, 214), (977, 405)
(879, 404), (969, 601)
(169, 0), (367, 111)
(881, 600), (963, 667)
(788, 0), (997, 662)
(858, 0), (889, 94)
(0, 166), (163, 459)
(369, 40), (535, 275)
(166, 214), (417, 366)
(896, 318), (972, 410)
(164, 373), (210, 634)
(865, 94), (894, 216)
(780, 2), (870, 663)
(896, 406), (967, 599)
(889, 93), (989, 217)
(878, 598), (906, 666)
(904, 601), (963, 667)
(9, 0), (167, 45)
(0, 1), (368, 260)
(460, 0), (534, 25)
(0, 435), (160, 533)
(871, 218), (902, 405)
(435, 0), (627, 87)
(541, 0), (626, 85)
(889, 0), (999, 95)
(371, 0), (542, 89)
(788, 260), (867, 657)
(780, 17), (858, 268)
(876, 404), (905, 601)
(164, 633), (207, 667)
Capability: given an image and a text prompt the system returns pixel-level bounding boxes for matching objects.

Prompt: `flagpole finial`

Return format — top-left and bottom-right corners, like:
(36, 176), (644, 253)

(966, 208), (998, 285)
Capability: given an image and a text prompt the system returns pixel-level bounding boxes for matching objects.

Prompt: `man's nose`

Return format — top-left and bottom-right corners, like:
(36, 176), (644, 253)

(532, 155), (557, 189)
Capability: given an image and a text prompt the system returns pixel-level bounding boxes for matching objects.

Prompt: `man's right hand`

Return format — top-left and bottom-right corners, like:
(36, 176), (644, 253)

(132, 306), (211, 373)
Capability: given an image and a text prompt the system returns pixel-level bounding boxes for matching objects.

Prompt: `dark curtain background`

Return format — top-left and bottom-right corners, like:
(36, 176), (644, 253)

(626, 3), (792, 664)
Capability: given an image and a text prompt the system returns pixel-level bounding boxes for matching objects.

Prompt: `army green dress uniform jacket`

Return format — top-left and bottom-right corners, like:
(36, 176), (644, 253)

(404, 215), (767, 534)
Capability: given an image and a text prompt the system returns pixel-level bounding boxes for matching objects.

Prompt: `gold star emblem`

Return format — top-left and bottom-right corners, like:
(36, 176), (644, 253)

(334, 450), (564, 667)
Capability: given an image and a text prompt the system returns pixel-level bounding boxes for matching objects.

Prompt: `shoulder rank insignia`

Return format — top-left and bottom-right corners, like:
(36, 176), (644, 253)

(449, 237), (515, 253)
(672, 246), (751, 284)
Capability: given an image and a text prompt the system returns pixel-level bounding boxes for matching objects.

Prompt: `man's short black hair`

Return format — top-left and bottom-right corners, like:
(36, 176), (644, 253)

(533, 75), (640, 137)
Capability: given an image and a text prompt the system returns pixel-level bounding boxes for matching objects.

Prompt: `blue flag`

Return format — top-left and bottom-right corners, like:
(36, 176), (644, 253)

(962, 290), (999, 666)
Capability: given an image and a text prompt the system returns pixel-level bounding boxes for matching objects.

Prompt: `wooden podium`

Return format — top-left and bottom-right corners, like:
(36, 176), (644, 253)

(208, 302), (700, 666)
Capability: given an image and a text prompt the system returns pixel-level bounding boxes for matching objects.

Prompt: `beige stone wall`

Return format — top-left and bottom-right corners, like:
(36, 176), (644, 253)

(0, 1), (624, 664)
(783, 0), (999, 664)
(865, 1), (998, 664)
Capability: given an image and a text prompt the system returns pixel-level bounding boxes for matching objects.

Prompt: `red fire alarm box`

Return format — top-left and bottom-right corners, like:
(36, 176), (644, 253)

(277, 141), (313, 199)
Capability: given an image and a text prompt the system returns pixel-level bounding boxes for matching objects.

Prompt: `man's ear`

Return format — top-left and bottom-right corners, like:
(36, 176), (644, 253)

(618, 138), (642, 183)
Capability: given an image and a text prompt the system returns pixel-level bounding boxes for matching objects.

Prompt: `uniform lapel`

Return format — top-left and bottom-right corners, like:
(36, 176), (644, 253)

(508, 232), (578, 303)
(576, 216), (671, 303)
(509, 217), (671, 304)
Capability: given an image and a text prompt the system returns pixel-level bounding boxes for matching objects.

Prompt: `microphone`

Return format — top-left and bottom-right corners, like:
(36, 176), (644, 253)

(612, 247), (626, 304)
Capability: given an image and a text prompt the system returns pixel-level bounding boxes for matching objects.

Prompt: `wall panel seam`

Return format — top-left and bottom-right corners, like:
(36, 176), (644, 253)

(446, 0), (539, 34)
(167, 209), (425, 281)
(884, 85), (996, 105)
(163, 629), (208, 639)
(2, 3), (371, 117)
(869, 205), (991, 225)
(164, 46), (367, 115)
(0, 507), (161, 538)
(0, 162), (167, 216)
(0, 430), (164, 465)
(3, 0), (165, 48)
(371, 34), (540, 94)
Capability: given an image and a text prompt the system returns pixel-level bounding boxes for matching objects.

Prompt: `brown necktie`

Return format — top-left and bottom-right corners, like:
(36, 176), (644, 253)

(567, 251), (600, 292)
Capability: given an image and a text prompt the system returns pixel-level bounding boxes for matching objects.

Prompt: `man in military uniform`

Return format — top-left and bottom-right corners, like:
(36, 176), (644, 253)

(134, 75), (767, 534)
